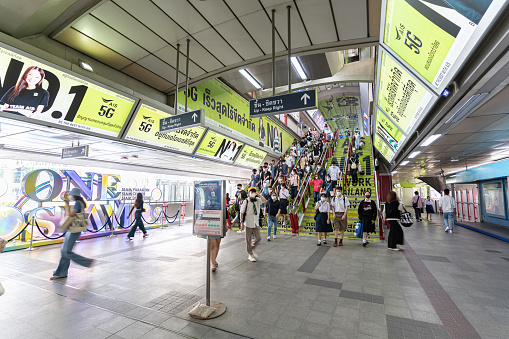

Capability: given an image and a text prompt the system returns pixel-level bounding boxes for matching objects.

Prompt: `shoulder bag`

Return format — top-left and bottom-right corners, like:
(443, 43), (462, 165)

(400, 204), (413, 227)
(59, 201), (89, 233)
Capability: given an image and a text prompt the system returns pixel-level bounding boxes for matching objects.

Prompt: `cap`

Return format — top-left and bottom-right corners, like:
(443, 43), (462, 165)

(68, 188), (82, 197)
(248, 187), (257, 192)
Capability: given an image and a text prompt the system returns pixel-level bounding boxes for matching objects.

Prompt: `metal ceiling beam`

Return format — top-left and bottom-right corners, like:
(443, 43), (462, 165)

(47, 0), (107, 39)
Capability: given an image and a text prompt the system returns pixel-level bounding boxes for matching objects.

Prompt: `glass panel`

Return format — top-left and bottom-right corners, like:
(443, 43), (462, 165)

(482, 182), (505, 217)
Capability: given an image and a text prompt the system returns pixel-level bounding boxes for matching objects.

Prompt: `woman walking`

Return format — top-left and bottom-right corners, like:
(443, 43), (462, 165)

(315, 192), (332, 246)
(289, 169), (300, 200)
(127, 193), (149, 240)
(50, 188), (94, 280)
(425, 196), (435, 220)
(383, 191), (406, 251)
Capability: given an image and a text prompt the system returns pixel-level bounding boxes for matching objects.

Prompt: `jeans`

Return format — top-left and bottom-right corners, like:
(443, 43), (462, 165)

(414, 207), (422, 221)
(313, 191), (320, 204)
(53, 232), (92, 277)
(291, 186), (298, 200)
(443, 212), (454, 230)
(267, 215), (278, 236)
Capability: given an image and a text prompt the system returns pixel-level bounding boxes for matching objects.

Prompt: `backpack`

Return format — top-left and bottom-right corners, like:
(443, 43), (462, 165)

(351, 161), (357, 170)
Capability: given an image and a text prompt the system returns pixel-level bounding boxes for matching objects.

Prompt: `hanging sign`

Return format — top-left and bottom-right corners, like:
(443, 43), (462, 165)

(196, 130), (244, 162)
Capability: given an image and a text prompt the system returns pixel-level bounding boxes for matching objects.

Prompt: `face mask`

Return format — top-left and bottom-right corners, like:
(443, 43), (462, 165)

(365, 195), (371, 199)
(336, 192), (342, 196)
(315, 177), (318, 180)
(250, 193), (256, 198)
(317, 166), (321, 170)
(279, 179), (283, 182)
(271, 196), (277, 200)
(327, 179), (331, 182)
(306, 167), (310, 171)
(268, 189), (272, 193)
(320, 197), (326, 202)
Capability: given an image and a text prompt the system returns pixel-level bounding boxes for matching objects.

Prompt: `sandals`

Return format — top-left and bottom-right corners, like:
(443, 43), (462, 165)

(212, 262), (218, 272)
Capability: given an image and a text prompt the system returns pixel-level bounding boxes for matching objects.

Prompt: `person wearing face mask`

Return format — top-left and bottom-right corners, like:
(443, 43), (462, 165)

(296, 165), (304, 179)
(265, 192), (281, 241)
(309, 174), (323, 204)
(278, 183), (290, 227)
(348, 153), (360, 186)
(50, 188), (94, 280)
(323, 175), (334, 201)
(316, 164), (326, 182)
(250, 169), (260, 190)
(357, 191), (378, 247)
(289, 170), (300, 200)
(240, 187), (267, 262)
(315, 193), (332, 246)
(270, 160), (277, 185)
(328, 162), (341, 189)
(260, 180), (271, 201)
(331, 187), (350, 247)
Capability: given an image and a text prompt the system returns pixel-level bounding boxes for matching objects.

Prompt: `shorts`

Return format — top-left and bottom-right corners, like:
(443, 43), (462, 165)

(333, 212), (347, 231)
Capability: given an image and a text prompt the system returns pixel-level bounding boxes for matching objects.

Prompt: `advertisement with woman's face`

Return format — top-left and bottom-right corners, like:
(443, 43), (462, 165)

(0, 43), (136, 138)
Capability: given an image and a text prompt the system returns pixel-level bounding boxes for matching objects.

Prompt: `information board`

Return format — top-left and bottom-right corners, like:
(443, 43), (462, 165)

(377, 50), (435, 135)
(376, 108), (406, 152)
(374, 133), (396, 162)
(235, 145), (267, 168)
(0, 42), (136, 138)
(382, 0), (507, 92)
(193, 181), (226, 237)
(196, 130), (244, 162)
(124, 102), (206, 154)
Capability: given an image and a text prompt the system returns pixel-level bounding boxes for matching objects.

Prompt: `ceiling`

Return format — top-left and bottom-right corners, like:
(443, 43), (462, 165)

(0, 0), (381, 93)
(0, 118), (252, 180)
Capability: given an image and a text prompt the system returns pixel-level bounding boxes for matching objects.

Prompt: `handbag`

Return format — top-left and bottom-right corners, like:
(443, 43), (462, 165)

(354, 222), (363, 238)
(59, 201), (89, 233)
(400, 205), (413, 227)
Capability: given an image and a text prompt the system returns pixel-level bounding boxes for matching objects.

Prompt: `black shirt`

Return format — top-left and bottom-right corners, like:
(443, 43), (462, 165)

(358, 200), (377, 220)
(266, 199), (281, 216)
(299, 139), (307, 147)
(1, 87), (49, 112)
(385, 201), (401, 219)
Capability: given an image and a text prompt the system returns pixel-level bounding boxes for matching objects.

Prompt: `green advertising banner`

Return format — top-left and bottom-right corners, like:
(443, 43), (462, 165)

(196, 130), (244, 162)
(374, 133), (395, 162)
(376, 108), (407, 152)
(177, 79), (294, 155)
(235, 145), (267, 168)
(377, 51), (434, 135)
(383, 0), (507, 91)
(124, 103), (206, 154)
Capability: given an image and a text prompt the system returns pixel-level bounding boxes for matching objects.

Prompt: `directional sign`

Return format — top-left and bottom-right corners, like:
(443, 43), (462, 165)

(62, 145), (89, 159)
(249, 89), (317, 117)
(159, 109), (204, 133)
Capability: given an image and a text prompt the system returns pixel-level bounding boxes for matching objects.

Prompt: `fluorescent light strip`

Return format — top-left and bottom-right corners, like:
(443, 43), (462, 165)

(291, 56), (307, 80)
(421, 134), (442, 147)
(408, 151), (421, 158)
(239, 69), (262, 89)
(400, 161), (410, 166)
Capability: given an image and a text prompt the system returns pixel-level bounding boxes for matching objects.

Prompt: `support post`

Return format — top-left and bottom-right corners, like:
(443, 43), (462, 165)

(174, 43), (181, 114)
(272, 9), (276, 96)
(185, 39), (190, 112)
(206, 236), (211, 306)
(26, 216), (37, 251)
(287, 5), (291, 93)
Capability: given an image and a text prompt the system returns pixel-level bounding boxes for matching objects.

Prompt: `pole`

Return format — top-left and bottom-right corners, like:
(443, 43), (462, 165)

(174, 43), (181, 114)
(272, 9), (276, 96)
(287, 5), (291, 94)
(185, 39), (190, 112)
(26, 216), (36, 251)
(206, 236), (211, 306)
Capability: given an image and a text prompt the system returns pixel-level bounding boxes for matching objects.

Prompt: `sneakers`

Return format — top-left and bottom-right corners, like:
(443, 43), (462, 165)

(267, 236), (271, 241)
(388, 248), (401, 251)
(323, 239), (327, 245)
(273, 235), (277, 239)
(237, 230), (245, 234)
(445, 227), (449, 232)
(449, 229), (453, 234)
(396, 244), (405, 251)
(252, 251), (258, 259)
(362, 239), (369, 247)
(317, 240), (321, 246)
(248, 255), (257, 262)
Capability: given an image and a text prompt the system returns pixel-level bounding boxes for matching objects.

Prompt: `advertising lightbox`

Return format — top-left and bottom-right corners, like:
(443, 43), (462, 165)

(382, 0), (507, 93)
(193, 180), (226, 237)
(0, 42), (136, 138)
(196, 130), (244, 162)
(374, 133), (396, 162)
(376, 108), (406, 151)
(235, 145), (267, 168)
(124, 102), (206, 154)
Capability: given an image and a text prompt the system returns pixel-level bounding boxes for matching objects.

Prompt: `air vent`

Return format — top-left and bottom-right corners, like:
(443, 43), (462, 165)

(445, 93), (488, 124)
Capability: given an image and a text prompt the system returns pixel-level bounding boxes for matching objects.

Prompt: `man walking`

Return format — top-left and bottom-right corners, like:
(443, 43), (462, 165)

(439, 189), (456, 233)
(358, 191), (377, 247)
(331, 187), (350, 247)
(411, 191), (424, 222)
(240, 187), (267, 261)
(328, 162), (341, 189)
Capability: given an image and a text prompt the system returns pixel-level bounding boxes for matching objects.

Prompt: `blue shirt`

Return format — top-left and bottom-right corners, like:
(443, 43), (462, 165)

(251, 174), (260, 187)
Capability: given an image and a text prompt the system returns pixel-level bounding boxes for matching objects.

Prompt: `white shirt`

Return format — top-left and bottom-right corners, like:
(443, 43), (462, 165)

(439, 195), (456, 213)
(330, 194), (350, 213)
(240, 197), (262, 228)
(328, 165), (341, 181)
(316, 201), (330, 213)
(279, 188), (289, 200)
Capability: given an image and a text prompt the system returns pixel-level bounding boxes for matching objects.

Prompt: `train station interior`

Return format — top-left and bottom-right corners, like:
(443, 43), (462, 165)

(1, 0), (509, 338)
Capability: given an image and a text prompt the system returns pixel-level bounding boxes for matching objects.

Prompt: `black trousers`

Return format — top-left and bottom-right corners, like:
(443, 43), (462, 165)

(414, 208), (422, 221)
(387, 220), (404, 248)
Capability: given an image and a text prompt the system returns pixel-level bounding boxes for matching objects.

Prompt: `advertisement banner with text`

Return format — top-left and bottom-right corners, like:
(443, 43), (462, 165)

(235, 145), (267, 168)
(374, 133), (396, 162)
(124, 103), (206, 154)
(196, 130), (244, 162)
(383, 0), (507, 91)
(177, 79), (294, 155)
(0, 43), (136, 138)
(376, 108), (406, 151)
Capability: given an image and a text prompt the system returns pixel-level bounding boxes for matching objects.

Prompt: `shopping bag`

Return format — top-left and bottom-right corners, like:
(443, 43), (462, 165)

(354, 222), (363, 238)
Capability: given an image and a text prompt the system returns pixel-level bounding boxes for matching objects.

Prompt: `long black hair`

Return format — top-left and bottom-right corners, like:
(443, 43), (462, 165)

(135, 193), (145, 212)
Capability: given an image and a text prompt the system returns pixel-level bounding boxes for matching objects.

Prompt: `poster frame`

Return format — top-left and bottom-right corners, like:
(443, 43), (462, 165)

(193, 180), (226, 237)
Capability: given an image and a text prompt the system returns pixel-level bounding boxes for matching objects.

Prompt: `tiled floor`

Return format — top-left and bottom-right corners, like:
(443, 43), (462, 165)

(0, 217), (508, 338)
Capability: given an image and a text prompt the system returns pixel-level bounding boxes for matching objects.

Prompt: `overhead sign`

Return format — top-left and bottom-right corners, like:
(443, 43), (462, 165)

(376, 108), (406, 144)
(382, 0), (507, 93)
(160, 109), (203, 133)
(177, 79), (295, 155)
(235, 145), (267, 168)
(249, 89), (317, 117)
(193, 181), (226, 237)
(377, 50), (435, 135)
(196, 130), (244, 162)
(374, 133), (395, 162)
(0, 42), (136, 138)
(61, 145), (89, 159)
(124, 102), (206, 154)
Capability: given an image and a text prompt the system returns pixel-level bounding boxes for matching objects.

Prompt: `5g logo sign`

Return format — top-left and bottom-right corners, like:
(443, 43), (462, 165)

(404, 30), (422, 54)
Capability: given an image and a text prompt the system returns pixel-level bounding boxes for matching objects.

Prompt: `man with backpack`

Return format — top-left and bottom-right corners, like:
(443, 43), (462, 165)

(411, 191), (424, 222)
(348, 153), (360, 186)
(240, 187), (267, 262)
(331, 187), (350, 247)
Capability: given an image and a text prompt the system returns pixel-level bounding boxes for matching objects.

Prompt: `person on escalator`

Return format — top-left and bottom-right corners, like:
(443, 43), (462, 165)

(309, 174), (323, 204)
(328, 162), (341, 189)
(358, 191), (377, 247)
(315, 164), (327, 182)
(289, 169), (300, 200)
(348, 153), (360, 186)
(323, 175), (334, 201)
(296, 165), (304, 179)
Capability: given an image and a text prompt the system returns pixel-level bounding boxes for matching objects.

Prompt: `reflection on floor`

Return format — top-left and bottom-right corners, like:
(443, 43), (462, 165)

(1, 217), (508, 338)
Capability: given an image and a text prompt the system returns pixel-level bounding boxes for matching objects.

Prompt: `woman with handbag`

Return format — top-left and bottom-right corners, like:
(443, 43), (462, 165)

(127, 193), (149, 240)
(50, 188), (94, 280)
(383, 191), (406, 251)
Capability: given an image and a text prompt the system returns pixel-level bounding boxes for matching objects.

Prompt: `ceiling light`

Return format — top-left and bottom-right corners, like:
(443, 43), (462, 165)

(79, 60), (93, 72)
(400, 161), (410, 166)
(451, 158), (459, 162)
(408, 151), (421, 158)
(420, 134), (442, 147)
(239, 69), (262, 89)
(291, 56), (307, 80)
